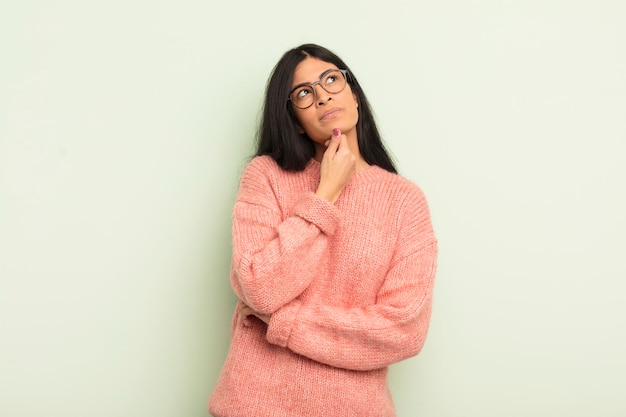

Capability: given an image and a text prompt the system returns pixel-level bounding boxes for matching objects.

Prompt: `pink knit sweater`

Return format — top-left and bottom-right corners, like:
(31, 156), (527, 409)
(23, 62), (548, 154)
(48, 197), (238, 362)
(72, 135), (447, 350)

(209, 156), (437, 417)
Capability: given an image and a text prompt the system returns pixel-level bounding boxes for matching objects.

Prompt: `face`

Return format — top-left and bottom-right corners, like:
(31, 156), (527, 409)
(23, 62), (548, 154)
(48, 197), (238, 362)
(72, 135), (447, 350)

(290, 58), (359, 144)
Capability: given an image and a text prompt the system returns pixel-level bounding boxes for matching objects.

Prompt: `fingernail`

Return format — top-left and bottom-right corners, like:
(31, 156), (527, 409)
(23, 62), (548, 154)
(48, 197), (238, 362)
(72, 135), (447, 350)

(333, 128), (340, 137)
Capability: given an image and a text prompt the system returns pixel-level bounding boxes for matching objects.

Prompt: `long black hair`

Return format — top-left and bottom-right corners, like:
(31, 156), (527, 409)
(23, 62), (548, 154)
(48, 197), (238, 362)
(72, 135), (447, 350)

(255, 44), (397, 173)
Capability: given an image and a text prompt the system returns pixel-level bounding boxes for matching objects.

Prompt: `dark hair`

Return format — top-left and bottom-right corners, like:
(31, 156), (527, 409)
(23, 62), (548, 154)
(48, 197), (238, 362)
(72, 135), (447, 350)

(255, 44), (397, 173)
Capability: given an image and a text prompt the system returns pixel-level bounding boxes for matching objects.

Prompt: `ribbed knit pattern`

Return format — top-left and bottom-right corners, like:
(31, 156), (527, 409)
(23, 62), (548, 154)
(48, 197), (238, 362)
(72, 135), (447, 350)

(209, 156), (438, 417)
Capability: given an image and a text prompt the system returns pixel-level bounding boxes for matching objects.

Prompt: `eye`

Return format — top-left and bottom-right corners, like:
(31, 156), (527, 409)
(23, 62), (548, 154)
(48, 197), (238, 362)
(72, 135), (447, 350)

(296, 88), (311, 100)
(324, 75), (337, 85)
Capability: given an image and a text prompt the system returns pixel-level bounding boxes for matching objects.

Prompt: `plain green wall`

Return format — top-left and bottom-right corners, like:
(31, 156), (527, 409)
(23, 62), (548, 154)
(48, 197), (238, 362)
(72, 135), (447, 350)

(1, 1), (625, 416)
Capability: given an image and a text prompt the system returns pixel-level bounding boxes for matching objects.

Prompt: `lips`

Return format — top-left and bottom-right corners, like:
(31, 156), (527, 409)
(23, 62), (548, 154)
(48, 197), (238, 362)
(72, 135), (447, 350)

(320, 108), (341, 121)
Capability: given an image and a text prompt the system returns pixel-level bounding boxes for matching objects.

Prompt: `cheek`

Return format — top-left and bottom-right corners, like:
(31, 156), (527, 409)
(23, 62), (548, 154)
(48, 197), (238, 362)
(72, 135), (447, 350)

(346, 101), (359, 126)
(295, 111), (317, 134)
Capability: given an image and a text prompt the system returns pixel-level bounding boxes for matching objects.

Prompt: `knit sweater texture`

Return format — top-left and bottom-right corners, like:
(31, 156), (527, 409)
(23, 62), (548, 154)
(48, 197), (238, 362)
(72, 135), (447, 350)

(209, 156), (438, 417)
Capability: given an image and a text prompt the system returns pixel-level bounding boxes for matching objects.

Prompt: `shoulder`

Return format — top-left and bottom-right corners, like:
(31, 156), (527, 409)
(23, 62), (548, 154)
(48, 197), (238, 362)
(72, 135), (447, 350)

(371, 169), (437, 248)
(370, 166), (429, 207)
(368, 168), (435, 238)
(237, 156), (315, 202)
(241, 155), (281, 178)
(234, 156), (282, 202)
(241, 155), (318, 184)
(238, 155), (285, 186)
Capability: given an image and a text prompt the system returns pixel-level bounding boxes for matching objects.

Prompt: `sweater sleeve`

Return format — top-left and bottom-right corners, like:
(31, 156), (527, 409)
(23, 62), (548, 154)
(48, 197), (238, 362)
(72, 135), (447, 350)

(230, 158), (341, 315)
(265, 189), (438, 371)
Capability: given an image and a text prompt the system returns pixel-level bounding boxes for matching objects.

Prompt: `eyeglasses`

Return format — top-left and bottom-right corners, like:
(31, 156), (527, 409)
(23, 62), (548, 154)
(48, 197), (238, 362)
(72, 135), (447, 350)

(287, 69), (349, 109)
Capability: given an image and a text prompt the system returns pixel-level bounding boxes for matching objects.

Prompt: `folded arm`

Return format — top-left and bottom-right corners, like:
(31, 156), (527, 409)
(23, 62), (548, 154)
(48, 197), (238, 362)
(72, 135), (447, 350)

(266, 239), (437, 371)
(230, 160), (341, 314)
(264, 188), (438, 371)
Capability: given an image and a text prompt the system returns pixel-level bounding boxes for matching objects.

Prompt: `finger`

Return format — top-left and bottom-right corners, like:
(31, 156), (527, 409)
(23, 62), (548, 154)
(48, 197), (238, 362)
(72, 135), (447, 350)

(324, 128), (341, 153)
(240, 305), (252, 325)
(241, 308), (252, 326)
(239, 310), (245, 326)
(326, 128), (340, 147)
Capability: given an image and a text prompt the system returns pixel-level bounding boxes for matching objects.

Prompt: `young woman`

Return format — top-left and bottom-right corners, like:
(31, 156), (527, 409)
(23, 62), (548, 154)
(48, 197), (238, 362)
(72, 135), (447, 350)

(209, 44), (438, 417)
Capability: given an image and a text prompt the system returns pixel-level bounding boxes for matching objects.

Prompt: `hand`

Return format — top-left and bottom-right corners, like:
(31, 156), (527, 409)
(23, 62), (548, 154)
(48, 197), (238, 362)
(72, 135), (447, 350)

(240, 303), (271, 326)
(316, 128), (357, 203)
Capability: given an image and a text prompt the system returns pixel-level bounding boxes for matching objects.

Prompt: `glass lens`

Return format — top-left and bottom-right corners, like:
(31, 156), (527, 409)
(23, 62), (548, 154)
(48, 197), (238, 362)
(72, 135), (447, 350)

(321, 70), (346, 93)
(290, 86), (315, 109)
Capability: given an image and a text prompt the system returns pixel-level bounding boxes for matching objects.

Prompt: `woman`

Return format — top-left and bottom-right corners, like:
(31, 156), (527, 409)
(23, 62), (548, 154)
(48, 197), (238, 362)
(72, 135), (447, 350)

(209, 44), (438, 417)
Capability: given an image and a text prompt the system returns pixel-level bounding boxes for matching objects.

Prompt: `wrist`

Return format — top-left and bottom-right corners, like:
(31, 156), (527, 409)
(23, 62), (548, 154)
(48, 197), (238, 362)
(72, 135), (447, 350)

(315, 185), (340, 204)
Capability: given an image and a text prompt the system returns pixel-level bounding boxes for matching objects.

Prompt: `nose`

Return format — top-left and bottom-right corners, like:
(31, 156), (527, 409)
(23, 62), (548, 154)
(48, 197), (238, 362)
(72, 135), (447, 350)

(314, 83), (331, 106)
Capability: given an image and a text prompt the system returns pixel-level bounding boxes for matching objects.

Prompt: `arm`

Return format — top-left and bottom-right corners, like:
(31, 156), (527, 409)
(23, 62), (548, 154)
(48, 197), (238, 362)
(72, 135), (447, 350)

(265, 191), (438, 371)
(230, 158), (341, 315)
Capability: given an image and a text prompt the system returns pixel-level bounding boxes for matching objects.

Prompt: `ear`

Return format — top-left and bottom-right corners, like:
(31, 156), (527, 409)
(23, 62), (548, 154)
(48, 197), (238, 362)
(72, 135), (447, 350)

(296, 124), (305, 134)
(353, 92), (358, 108)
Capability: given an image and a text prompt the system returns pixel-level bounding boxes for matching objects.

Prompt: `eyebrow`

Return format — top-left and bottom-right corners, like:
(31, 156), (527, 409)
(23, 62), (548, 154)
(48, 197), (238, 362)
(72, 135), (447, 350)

(291, 68), (336, 91)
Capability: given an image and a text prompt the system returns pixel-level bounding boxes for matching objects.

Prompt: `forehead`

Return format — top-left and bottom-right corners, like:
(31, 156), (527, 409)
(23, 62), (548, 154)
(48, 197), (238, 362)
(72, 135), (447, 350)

(292, 58), (338, 87)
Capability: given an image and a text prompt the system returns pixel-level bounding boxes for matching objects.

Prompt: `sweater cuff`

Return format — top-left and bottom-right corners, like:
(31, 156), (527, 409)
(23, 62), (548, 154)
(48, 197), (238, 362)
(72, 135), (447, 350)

(293, 192), (341, 236)
(266, 299), (302, 348)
